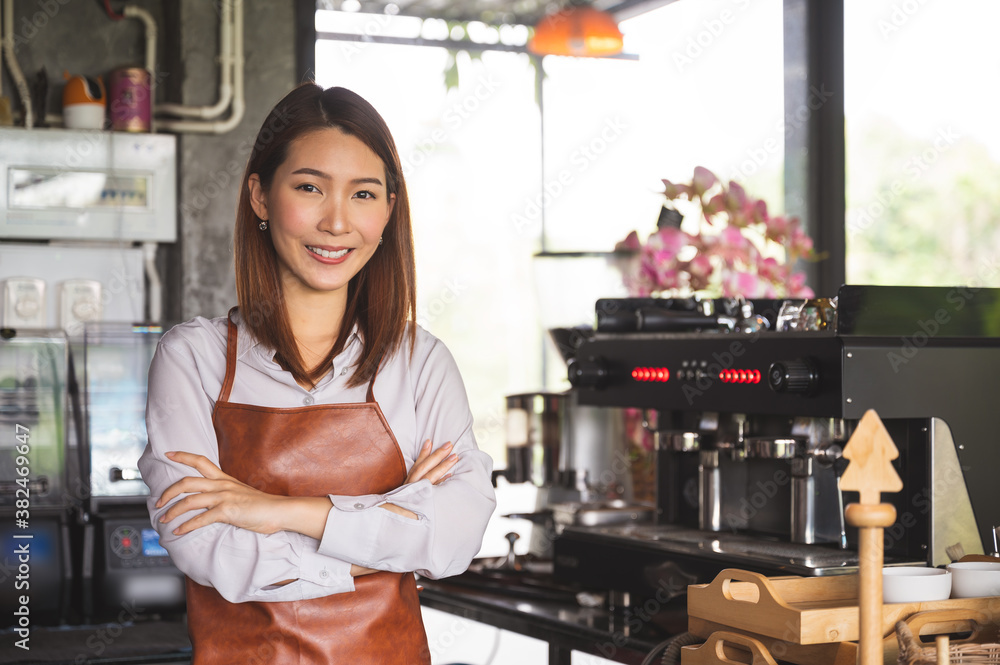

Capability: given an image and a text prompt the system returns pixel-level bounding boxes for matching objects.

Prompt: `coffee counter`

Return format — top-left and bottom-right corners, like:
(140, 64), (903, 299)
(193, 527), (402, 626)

(418, 575), (687, 664)
(2, 573), (685, 665)
(0, 620), (191, 665)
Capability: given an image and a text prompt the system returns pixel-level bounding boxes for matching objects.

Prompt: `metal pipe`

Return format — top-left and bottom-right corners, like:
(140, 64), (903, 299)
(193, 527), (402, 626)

(157, 0), (245, 134)
(142, 242), (162, 323)
(155, 0), (234, 120)
(2, 0), (33, 129)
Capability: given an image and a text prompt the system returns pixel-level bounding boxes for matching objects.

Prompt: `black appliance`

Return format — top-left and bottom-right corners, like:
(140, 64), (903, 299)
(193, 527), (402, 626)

(555, 285), (1000, 601)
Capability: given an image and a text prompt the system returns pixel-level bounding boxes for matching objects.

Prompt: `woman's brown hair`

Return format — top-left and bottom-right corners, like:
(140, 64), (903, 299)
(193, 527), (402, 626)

(233, 83), (416, 388)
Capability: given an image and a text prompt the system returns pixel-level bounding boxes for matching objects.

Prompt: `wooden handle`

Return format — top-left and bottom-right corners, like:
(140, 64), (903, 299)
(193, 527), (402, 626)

(905, 608), (987, 634)
(935, 635), (950, 665)
(702, 568), (794, 611)
(681, 632), (779, 665)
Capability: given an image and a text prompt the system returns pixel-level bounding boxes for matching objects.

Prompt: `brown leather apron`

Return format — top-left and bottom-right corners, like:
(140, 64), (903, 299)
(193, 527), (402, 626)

(184, 313), (430, 664)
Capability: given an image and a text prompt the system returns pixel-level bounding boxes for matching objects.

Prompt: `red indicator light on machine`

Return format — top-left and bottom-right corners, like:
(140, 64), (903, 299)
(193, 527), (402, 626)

(719, 369), (762, 384)
(631, 367), (669, 382)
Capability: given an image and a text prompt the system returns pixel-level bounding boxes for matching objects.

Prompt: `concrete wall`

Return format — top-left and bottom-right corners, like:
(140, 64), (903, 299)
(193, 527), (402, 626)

(170, 0), (296, 321)
(1, 0), (297, 322)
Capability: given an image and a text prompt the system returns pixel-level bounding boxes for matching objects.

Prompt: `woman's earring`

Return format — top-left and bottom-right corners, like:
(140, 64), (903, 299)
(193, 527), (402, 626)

(378, 236), (383, 246)
(258, 220), (268, 231)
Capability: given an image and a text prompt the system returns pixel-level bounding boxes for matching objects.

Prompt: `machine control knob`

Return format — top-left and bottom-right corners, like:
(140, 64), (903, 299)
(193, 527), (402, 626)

(567, 358), (609, 389)
(768, 359), (819, 395)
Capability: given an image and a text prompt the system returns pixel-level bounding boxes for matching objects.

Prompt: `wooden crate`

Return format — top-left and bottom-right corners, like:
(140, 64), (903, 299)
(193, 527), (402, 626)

(680, 631), (781, 665)
(687, 568), (1000, 645)
(690, 610), (999, 665)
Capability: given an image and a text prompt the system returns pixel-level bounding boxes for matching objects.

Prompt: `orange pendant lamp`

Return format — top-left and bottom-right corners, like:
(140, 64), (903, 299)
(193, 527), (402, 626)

(528, 4), (624, 57)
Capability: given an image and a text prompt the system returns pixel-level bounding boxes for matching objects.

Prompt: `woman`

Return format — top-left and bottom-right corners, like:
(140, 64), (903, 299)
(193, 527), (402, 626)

(137, 84), (497, 664)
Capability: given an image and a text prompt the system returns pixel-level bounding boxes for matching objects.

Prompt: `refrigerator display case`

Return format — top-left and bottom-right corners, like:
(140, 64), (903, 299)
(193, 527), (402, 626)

(82, 323), (161, 502)
(0, 329), (73, 626)
(78, 322), (186, 620)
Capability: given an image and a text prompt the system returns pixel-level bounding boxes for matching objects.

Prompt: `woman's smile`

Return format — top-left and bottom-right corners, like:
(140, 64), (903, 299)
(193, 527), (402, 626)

(306, 245), (352, 261)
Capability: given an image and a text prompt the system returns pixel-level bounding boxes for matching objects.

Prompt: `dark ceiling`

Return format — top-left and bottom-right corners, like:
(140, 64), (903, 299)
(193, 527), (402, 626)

(315, 0), (674, 28)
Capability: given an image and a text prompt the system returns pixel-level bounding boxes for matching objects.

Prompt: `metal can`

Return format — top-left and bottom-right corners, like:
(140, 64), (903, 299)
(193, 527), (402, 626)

(108, 67), (151, 132)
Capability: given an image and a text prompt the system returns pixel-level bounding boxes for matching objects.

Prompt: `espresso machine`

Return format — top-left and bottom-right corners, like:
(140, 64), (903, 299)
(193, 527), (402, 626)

(554, 285), (1000, 600)
(497, 389), (644, 558)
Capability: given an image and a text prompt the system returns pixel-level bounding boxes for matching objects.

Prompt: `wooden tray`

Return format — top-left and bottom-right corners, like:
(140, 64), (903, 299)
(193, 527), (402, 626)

(690, 610), (1000, 665)
(687, 568), (1000, 645)
(680, 631), (780, 665)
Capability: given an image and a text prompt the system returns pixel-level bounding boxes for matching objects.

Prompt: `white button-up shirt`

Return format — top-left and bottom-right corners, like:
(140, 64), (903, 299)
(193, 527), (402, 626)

(137, 312), (496, 603)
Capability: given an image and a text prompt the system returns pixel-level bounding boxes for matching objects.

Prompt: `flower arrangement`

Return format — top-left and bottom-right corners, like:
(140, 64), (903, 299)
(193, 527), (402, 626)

(617, 166), (816, 299)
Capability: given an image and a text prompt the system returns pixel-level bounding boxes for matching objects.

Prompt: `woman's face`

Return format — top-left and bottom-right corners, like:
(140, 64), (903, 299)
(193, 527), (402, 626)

(248, 127), (395, 301)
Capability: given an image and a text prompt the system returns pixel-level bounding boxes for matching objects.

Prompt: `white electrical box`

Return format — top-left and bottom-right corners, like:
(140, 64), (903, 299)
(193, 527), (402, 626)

(0, 243), (145, 327)
(0, 127), (176, 242)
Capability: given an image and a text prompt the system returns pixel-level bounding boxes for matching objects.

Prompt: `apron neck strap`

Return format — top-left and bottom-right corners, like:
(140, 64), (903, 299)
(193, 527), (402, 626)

(217, 307), (240, 405)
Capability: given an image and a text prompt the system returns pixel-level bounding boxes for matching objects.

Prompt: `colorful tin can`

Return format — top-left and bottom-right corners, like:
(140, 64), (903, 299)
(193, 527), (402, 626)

(108, 67), (151, 132)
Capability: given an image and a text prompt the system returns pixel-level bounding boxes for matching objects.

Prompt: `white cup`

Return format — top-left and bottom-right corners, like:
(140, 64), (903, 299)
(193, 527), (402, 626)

(946, 561), (1000, 598)
(883, 567), (951, 603)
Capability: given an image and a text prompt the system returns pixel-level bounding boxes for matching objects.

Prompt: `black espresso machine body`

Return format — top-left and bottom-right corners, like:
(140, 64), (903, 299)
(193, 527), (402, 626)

(556, 285), (1000, 598)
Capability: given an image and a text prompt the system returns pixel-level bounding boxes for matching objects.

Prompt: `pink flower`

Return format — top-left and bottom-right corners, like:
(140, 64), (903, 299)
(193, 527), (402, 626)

(789, 227), (814, 257)
(654, 267), (681, 291)
(703, 193), (725, 219)
(786, 271), (815, 298)
(757, 256), (784, 282)
(662, 178), (691, 200)
(653, 226), (688, 254)
(722, 271), (762, 298)
(723, 181), (748, 216)
(619, 170), (817, 298)
(691, 166), (719, 198)
(715, 226), (755, 265)
(720, 226), (748, 248)
(765, 215), (796, 242)
(749, 199), (769, 226)
(615, 230), (641, 251)
(687, 254), (713, 280)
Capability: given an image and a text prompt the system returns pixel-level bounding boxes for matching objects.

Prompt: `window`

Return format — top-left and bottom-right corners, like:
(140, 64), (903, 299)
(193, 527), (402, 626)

(316, 12), (542, 461)
(845, 0), (1000, 286)
(314, 1), (786, 461)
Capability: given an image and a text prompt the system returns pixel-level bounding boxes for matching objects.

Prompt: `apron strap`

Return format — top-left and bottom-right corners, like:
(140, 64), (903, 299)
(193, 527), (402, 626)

(217, 307), (240, 405)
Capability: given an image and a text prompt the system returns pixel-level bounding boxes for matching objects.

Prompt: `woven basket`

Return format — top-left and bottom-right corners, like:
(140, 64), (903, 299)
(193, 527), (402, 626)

(896, 620), (1000, 664)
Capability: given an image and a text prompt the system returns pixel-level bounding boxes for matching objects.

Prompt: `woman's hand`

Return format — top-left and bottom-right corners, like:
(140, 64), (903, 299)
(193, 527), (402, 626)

(379, 439), (458, 521)
(405, 439), (458, 485)
(156, 451), (326, 537)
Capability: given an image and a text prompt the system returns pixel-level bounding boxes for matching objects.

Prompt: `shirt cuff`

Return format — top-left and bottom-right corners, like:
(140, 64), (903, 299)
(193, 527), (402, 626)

(320, 482), (432, 568)
(329, 494), (387, 512)
(297, 550), (355, 593)
(327, 480), (432, 514)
